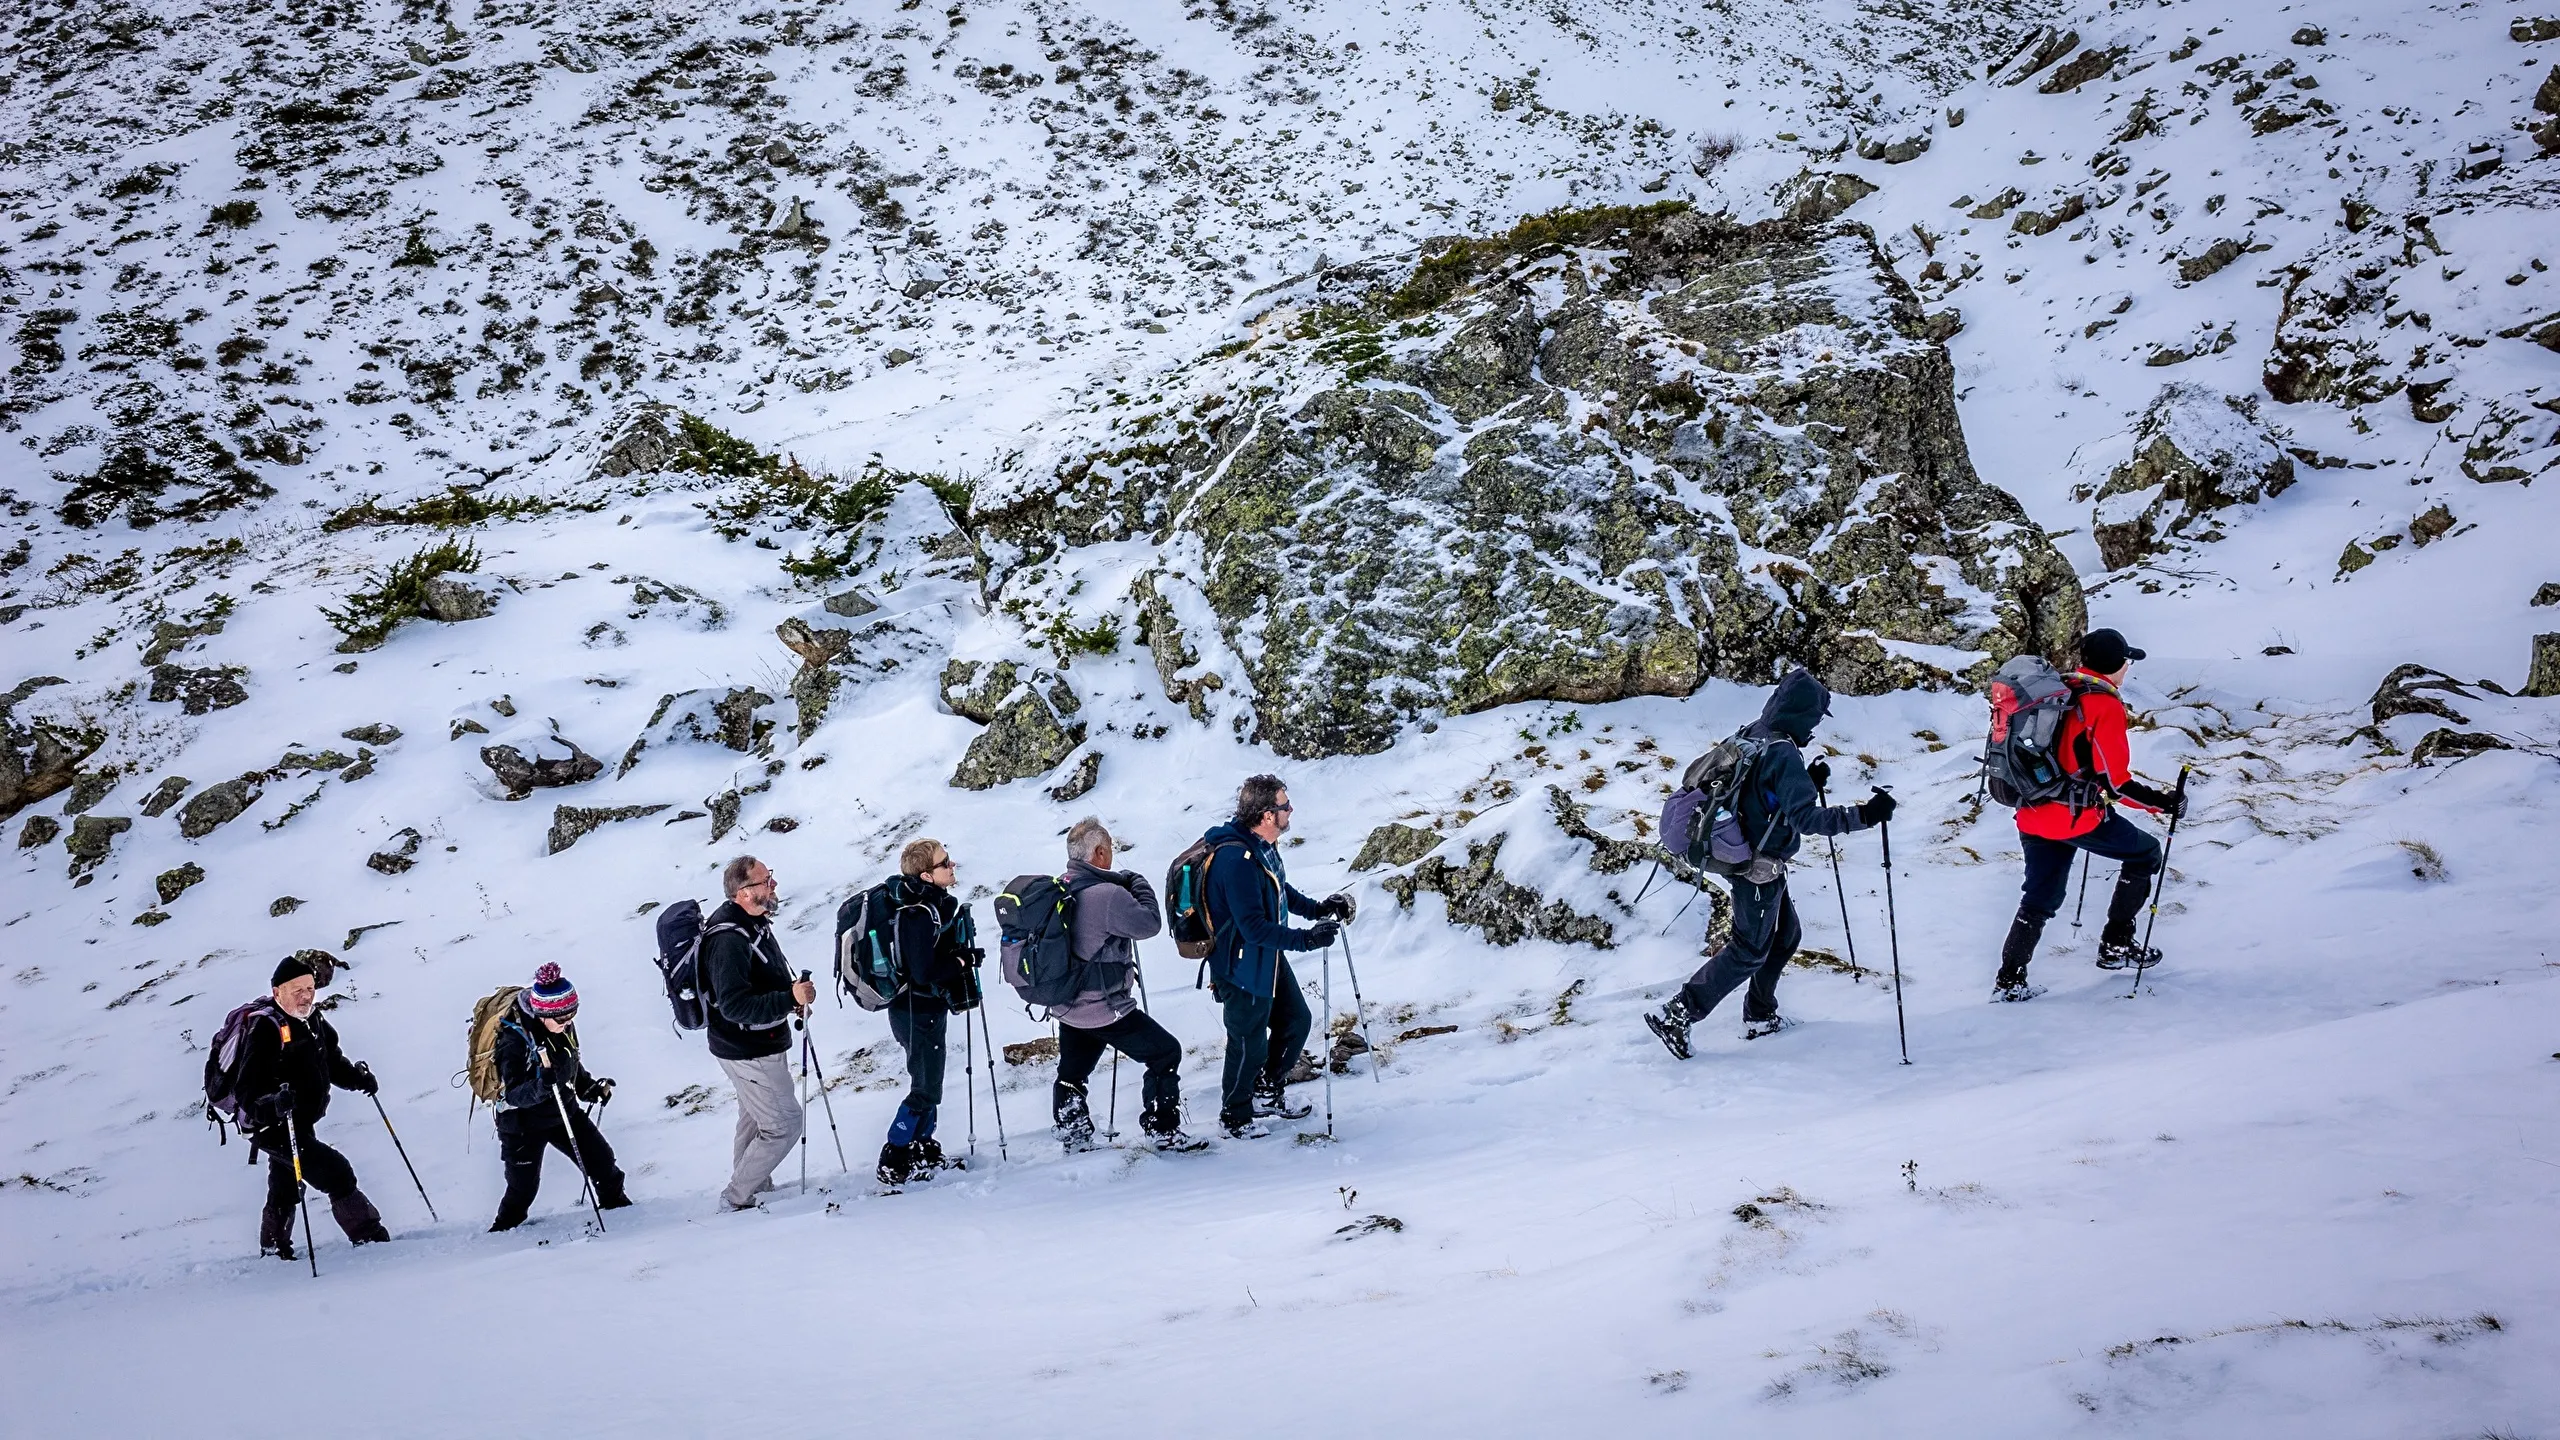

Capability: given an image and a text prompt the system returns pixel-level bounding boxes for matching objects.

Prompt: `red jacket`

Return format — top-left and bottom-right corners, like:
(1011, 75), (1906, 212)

(2016, 672), (2143, 840)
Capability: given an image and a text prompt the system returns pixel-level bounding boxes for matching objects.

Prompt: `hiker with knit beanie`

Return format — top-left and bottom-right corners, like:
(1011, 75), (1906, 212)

(233, 952), (392, 1258)
(489, 963), (630, 1231)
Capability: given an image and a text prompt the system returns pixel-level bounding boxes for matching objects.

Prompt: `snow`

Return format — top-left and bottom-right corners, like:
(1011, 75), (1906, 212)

(6, 0), (2560, 1432)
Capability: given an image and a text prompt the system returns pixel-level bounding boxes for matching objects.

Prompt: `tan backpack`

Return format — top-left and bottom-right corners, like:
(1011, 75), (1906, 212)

(466, 986), (523, 1103)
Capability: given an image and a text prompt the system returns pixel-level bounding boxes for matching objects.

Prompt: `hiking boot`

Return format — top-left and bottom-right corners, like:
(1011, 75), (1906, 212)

(1252, 1080), (1313, 1121)
(596, 1189), (635, 1211)
(331, 1190), (391, 1244)
(1220, 1115), (1270, 1140)
(1053, 1083), (1097, 1152)
(2095, 939), (2161, 971)
(1645, 995), (1694, 1060)
(875, 1142), (919, 1187)
(259, 1202), (298, 1260)
(1991, 979), (2047, 1003)
(915, 1137), (963, 1174)
(1742, 1014), (1797, 1041)
(1142, 1099), (1209, 1152)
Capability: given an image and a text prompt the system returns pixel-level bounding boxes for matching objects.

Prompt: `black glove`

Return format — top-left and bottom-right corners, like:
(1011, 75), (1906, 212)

(1857, 789), (1898, 827)
(259, 1083), (296, 1127)
(2120, 779), (2185, 819)
(579, 1076), (615, 1105)
(1807, 758), (1832, 795)
(1304, 920), (1341, 949)
(1321, 892), (1356, 922)
(349, 1063), (379, 1097)
(964, 946), (987, 968)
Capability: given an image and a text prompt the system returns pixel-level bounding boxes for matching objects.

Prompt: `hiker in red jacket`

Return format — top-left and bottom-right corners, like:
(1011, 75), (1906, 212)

(1996, 629), (2186, 1000)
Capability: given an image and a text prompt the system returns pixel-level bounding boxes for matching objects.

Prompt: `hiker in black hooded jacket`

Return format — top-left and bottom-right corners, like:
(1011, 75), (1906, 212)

(874, 837), (982, 1187)
(1645, 668), (1892, 1059)
(700, 855), (813, 1211)
(488, 964), (630, 1231)
(235, 953), (392, 1259)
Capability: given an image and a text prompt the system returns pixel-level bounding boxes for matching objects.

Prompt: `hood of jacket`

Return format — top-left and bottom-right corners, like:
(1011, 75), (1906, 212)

(1750, 668), (1832, 746)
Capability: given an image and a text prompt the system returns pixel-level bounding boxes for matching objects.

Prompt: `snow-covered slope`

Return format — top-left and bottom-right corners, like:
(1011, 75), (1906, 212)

(5, 0), (2559, 1433)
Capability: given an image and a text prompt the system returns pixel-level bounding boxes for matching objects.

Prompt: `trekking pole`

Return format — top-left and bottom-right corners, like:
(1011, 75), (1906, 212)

(357, 1066), (438, 1223)
(978, 1003), (1009, 1160)
(1322, 942), (1336, 1139)
(1878, 799), (1912, 1067)
(551, 1083), (607, 1232)
(2070, 852), (2093, 939)
(801, 1025), (848, 1173)
(2129, 766), (2191, 1000)
(963, 1006), (979, 1160)
(793, 974), (813, 1193)
(1106, 1043), (1121, 1142)
(1815, 781), (1862, 983)
(1340, 929), (1382, 1083)
(283, 1122), (321, 1278)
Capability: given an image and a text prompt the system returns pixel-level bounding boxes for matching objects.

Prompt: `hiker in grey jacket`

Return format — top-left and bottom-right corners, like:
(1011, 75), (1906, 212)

(1050, 817), (1205, 1152)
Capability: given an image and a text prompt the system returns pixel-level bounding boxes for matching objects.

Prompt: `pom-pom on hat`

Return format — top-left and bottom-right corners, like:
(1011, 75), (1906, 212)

(522, 963), (579, 1018)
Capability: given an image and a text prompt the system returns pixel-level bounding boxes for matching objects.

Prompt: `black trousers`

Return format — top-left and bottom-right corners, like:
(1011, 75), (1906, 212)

(492, 1108), (625, 1230)
(1058, 1009), (1183, 1086)
(2019, 810), (2162, 940)
(886, 993), (949, 1144)
(1215, 956), (1312, 1125)
(1678, 874), (1800, 1024)
(260, 1121), (356, 1207)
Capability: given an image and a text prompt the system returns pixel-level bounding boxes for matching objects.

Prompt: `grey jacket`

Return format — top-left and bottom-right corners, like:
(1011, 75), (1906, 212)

(1051, 859), (1162, 1029)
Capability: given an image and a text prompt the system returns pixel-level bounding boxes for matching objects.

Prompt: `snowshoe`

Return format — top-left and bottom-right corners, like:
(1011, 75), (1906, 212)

(1150, 1128), (1211, 1153)
(2095, 940), (2161, 971)
(875, 1142), (919, 1187)
(1219, 1116), (1270, 1140)
(1053, 1084), (1097, 1152)
(1252, 1083), (1313, 1121)
(1741, 1015), (1798, 1041)
(914, 1137), (964, 1175)
(1644, 998), (1694, 1060)
(1991, 979), (2048, 1003)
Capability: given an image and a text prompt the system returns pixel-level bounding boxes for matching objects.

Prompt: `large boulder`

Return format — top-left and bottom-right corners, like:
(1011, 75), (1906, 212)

(481, 739), (604, 798)
(976, 204), (2081, 758)
(616, 687), (775, 775)
(2089, 383), (2296, 570)
(941, 659), (1086, 789)
(1, 678), (102, 820)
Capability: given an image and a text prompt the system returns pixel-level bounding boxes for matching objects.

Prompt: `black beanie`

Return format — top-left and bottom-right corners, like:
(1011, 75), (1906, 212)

(2079, 628), (2145, 674)
(271, 954), (317, 987)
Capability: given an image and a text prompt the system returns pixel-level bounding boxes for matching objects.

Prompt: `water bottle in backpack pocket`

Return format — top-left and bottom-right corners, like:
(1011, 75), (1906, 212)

(834, 886), (905, 1012)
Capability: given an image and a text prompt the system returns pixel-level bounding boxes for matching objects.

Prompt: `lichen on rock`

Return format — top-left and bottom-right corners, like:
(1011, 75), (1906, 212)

(1350, 822), (1445, 872)
(2088, 383), (2296, 570)
(1380, 831), (1616, 948)
(941, 658), (1086, 789)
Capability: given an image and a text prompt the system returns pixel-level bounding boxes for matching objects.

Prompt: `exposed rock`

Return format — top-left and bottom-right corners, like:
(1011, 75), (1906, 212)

(548, 803), (672, 854)
(366, 827), (423, 874)
(1856, 127), (1931, 164)
(2176, 237), (2246, 283)
(618, 687), (775, 775)
(1047, 749), (1101, 802)
(491, 696), (517, 718)
(2517, 17), (2560, 42)
(2090, 384), (2297, 570)
(66, 815), (131, 877)
(2532, 582), (2560, 607)
(155, 862), (206, 904)
(1, 677), (101, 820)
(341, 723), (402, 746)
(270, 895), (303, 916)
(2411, 729), (2513, 766)
(451, 717), (491, 740)
(2037, 46), (2125, 94)
(2336, 540), (2375, 576)
(2525, 633), (2560, 699)
(776, 616), (854, 668)
(178, 775), (263, 838)
(2011, 193), (2086, 236)
(341, 750), (378, 782)
(822, 589), (880, 618)
(278, 749), (356, 772)
(147, 663), (249, 715)
(1004, 1035), (1061, 1066)
(138, 776), (191, 817)
(420, 575), (498, 622)
(2369, 664), (2472, 725)
(2291, 24), (2327, 45)
(1994, 26), (2079, 84)
(1131, 571), (1227, 722)
(142, 613), (229, 666)
(19, 814), (61, 848)
(63, 768), (120, 815)
(481, 739), (605, 798)
(1381, 832), (1615, 948)
(591, 403), (682, 478)
(2408, 503), (2455, 547)
(947, 662), (1086, 790)
(1350, 822), (1445, 872)
(1774, 170), (1879, 224)
(975, 206), (2081, 759)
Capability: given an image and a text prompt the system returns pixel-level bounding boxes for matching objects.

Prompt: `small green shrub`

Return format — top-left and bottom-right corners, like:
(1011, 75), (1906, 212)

(670, 414), (782, 480)
(209, 199), (261, 228)
(322, 488), (551, 532)
(923, 473), (973, 527)
(1043, 613), (1122, 662)
(390, 229), (437, 267)
(320, 538), (480, 650)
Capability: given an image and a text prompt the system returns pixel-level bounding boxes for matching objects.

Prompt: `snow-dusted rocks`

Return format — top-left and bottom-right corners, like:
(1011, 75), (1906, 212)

(616, 687), (776, 777)
(480, 739), (606, 799)
(939, 659), (1086, 790)
(2088, 383), (2296, 570)
(0, 678), (100, 821)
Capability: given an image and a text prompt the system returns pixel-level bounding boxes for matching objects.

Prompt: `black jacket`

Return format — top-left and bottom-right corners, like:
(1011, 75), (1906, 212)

(880, 873), (978, 1007)
(700, 900), (797, 1060)
(493, 1003), (604, 1132)
(1735, 669), (1869, 862)
(236, 1004), (367, 1130)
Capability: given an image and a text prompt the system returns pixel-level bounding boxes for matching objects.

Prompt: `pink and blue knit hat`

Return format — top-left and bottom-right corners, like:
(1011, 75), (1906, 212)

(522, 963), (579, 1018)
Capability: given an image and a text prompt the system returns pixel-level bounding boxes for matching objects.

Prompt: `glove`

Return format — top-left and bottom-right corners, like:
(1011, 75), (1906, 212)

(1856, 789), (1898, 827)
(1807, 758), (1832, 795)
(1304, 920), (1342, 949)
(580, 1077), (615, 1105)
(259, 1084), (295, 1127)
(964, 946), (987, 968)
(349, 1065), (379, 1097)
(1321, 892), (1356, 922)
(2121, 779), (2185, 819)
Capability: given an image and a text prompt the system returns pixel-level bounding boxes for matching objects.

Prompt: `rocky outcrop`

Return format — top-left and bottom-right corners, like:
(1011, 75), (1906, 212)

(977, 204), (2081, 759)
(1046, 750), (1100, 802)
(156, 862), (205, 904)
(366, 827), (423, 874)
(548, 803), (671, 854)
(1350, 822), (1445, 872)
(773, 593), (938, 740)
(147, 663), (249, 715)
(138, 776), (190, 818)
(2089, 384), (2296, 570)
(481, 739), (604, 798)
(2524, 633), (2560, 699)
(178, 775), (262, 838)
(1, 678), (101, 820)
(1381, 832), (1615, 948)
(341, 723), (402, 746)
(420, 574), (498, 622)
(617, 687), (775, 775)
(941, 659), (1085, 789)
(66, 814), (130, 877)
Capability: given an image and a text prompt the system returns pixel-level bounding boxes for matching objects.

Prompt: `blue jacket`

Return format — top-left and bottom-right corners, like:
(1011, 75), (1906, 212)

(1199, 821), (1328, 997)
(1736, 668), (1868, 861)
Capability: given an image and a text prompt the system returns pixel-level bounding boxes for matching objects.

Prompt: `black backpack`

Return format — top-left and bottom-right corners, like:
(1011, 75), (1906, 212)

(651, 900), (738, 1031)
(993, 873), (1103, 1010)
(203, 998), (281, 1140)
(1658, 728), (1781, 876)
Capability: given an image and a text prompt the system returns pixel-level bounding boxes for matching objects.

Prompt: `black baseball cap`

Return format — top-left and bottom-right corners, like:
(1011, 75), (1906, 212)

(2079, 628), (2145, 672)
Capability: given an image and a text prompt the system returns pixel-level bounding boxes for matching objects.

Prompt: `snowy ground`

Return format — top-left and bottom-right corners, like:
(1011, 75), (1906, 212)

(6, 0), (2560, 1432)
